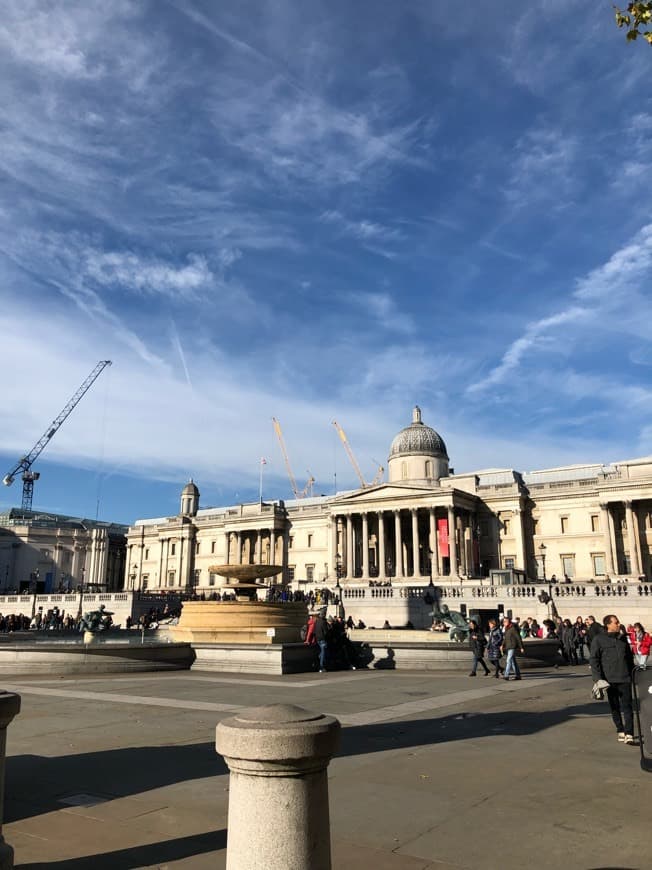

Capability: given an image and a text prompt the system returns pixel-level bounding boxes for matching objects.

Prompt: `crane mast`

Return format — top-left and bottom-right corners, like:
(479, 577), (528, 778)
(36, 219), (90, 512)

(332, 420), (384, 489)
(271, 418), (314, 499)
(3, 360), (112, 511)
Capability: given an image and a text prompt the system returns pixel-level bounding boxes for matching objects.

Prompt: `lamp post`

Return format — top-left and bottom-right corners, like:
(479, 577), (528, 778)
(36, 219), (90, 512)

(31, 569), (40, 618)
(538, 543), (554, 618)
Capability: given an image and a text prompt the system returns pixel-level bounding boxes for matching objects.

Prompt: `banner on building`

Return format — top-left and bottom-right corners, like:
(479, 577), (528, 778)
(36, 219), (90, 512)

(437, 518), (449, 557)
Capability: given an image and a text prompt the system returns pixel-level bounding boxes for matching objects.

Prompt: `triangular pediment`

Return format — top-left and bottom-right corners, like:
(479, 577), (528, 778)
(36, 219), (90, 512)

(332, 483), (439, 505)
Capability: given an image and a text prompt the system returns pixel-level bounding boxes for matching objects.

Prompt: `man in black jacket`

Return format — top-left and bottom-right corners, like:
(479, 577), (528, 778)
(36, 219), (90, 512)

(590, 614), (635, 744)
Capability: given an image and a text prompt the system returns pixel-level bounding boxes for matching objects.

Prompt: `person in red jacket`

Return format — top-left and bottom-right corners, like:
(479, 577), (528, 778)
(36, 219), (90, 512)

(628, 622), (652, 669)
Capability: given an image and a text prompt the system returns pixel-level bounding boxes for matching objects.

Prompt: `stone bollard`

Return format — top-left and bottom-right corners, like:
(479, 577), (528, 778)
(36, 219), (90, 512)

(216, 704), (340, 870)
(0, 693), (20, 870)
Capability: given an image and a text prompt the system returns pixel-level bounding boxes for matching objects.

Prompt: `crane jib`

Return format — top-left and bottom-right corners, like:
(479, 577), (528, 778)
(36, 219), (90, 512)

(2, 360), (112, 510)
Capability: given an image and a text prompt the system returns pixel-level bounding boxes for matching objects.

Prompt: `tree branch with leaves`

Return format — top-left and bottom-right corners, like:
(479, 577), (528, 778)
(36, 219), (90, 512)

(615, 2), (652, 43)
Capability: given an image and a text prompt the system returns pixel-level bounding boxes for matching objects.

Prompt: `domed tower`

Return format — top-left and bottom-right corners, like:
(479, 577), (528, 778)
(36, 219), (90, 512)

(180, 479), (200, 517)
(388, 406), (449, 484)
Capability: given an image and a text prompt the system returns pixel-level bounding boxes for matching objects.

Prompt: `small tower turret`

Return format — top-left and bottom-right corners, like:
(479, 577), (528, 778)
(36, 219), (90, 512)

(180, 479), (199, 517)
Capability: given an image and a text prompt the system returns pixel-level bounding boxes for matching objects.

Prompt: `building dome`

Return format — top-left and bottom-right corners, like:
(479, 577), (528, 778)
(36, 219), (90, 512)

(387, 407), (449, 484)
(389, 407), (448, 459)
(182, 479), (199, 496)
(180, 479), (200, 517)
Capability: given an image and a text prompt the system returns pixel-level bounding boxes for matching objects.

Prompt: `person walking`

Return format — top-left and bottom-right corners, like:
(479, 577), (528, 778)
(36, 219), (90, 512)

(486, 618), (503, 678)
(468, 620), (490, 676)
(590, 614), (635, 744)
(312, 611), (329, 673)
(501, 616), (525, 681)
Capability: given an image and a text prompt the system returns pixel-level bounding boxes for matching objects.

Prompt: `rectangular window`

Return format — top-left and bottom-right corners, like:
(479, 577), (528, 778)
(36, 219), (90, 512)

(142, 574), (149, 589)
(591, 515), (599, 533)
(211, 541), (216, 554)
(532, 518), (539, 536)
(209, 573), (216, 586)
(623, 554), (632, 573)
(503, 519), (511, 535)
(193, 569), (200, 585)
(536, 558), (545, 580)
(171, 543), (176, 556)
(195, 542), (200, 555)
(289, 537), (294, 549)
(504, 557), (515, 569)
(592, 554), (606, 576)
(561, 555), (575, 577)
(145, 548), (150, 560)
(287, 566), (295, 581)
(167, 570), (176, 586)
(561, 517), (569, 534)
(306, 565), (315, 582)
(307, 534), (313, 548)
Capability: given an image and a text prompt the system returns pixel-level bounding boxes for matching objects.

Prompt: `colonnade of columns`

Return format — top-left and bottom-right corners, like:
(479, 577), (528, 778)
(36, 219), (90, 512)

(227, 528), (286, 568)
(600, 500), (647, 577)
(331, 506), (479, 582)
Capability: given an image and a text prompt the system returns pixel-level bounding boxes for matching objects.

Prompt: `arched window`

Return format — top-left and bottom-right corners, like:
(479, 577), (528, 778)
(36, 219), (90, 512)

(425, 460), (433, 478)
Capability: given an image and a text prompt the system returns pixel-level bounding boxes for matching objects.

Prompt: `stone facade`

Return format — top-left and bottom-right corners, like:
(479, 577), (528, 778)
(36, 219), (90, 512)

(0, 509), (127, 593)
(125, 409), (652, 593)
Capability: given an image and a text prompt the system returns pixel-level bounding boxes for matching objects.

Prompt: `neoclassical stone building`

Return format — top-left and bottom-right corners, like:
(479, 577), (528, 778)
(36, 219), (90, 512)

(0, 508), (127, 593)
(125, 408), (652, 593)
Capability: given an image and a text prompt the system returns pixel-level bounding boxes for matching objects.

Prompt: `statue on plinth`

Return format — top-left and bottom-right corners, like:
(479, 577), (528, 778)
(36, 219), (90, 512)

(430, 603), (470, 642)
(78, 604), (114, 633)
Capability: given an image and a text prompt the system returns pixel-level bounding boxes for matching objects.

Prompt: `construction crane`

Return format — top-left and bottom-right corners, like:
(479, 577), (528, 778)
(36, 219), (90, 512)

(3, 360), (112, 511)
(332, 420), (384, 488)
(271, 417), (315, 499)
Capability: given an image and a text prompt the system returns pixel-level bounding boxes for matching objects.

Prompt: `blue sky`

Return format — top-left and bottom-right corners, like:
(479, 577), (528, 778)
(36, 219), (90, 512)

(1, 0), (652, 525)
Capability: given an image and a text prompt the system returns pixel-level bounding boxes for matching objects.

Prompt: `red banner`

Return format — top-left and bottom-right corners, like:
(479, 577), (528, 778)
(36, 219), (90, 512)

(437, 518), (449, 557)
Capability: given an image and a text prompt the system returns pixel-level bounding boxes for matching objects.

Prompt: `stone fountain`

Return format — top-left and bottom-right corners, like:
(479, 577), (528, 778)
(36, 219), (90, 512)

(170, 564), (308, 647)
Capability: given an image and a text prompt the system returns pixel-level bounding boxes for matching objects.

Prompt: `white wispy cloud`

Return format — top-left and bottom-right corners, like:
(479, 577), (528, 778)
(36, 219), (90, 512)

(468, 223), (652, 395)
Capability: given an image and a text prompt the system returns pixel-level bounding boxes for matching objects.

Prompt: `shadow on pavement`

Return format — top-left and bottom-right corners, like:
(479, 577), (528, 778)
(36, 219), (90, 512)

(6, 741), (226, 823)
(339, 701), (607, 758)
(15, 828), (227, 869)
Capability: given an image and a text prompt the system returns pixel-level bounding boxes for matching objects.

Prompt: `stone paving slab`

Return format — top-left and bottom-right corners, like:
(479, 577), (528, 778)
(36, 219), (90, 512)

(2, 667), (650, 869)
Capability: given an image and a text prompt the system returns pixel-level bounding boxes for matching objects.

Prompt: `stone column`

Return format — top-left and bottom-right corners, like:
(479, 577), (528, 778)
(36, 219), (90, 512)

(513, 507), (525, 572)
(235, 532), (242, 565)
(345, 515), (353, 579)
(429, 508), (439, 579)
(270, 530), (277, 566)
(394, 510), (402, 578)
(329, 517), (337, 578)
(377, 512), (386, 581)
(448, 505), (457, 577)
(600, 504), (615, 575)
(256, 530), (263, 564)
(625, 501), (641, 576)
(216, 704), (340, 870)
(607, 509), (618, 575)
(0, 692), (20, 870)
(411, 509), (419, 578)
(361, 512), (370, 579)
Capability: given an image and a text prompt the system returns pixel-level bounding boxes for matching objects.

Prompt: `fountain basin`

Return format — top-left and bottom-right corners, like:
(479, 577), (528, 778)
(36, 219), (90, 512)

(170, 600), (307, 645)
(0, 638), (194, 676)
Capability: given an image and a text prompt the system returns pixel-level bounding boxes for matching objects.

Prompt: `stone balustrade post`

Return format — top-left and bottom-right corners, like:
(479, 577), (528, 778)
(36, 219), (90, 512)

(216, 704), (341, 870)
(0, 693), (20, 870)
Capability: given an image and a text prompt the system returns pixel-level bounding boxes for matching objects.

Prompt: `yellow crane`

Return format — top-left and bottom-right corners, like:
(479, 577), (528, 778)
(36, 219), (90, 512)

(271, 418), (315, 499)
(332, 420), (384, 488)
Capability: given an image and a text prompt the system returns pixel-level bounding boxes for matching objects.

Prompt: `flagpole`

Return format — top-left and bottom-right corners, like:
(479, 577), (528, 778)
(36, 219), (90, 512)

(259, 457), (265, 504)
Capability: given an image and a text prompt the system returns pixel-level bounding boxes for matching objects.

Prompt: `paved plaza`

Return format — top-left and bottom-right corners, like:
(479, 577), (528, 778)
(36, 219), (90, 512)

(2, 666), (650, 869)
